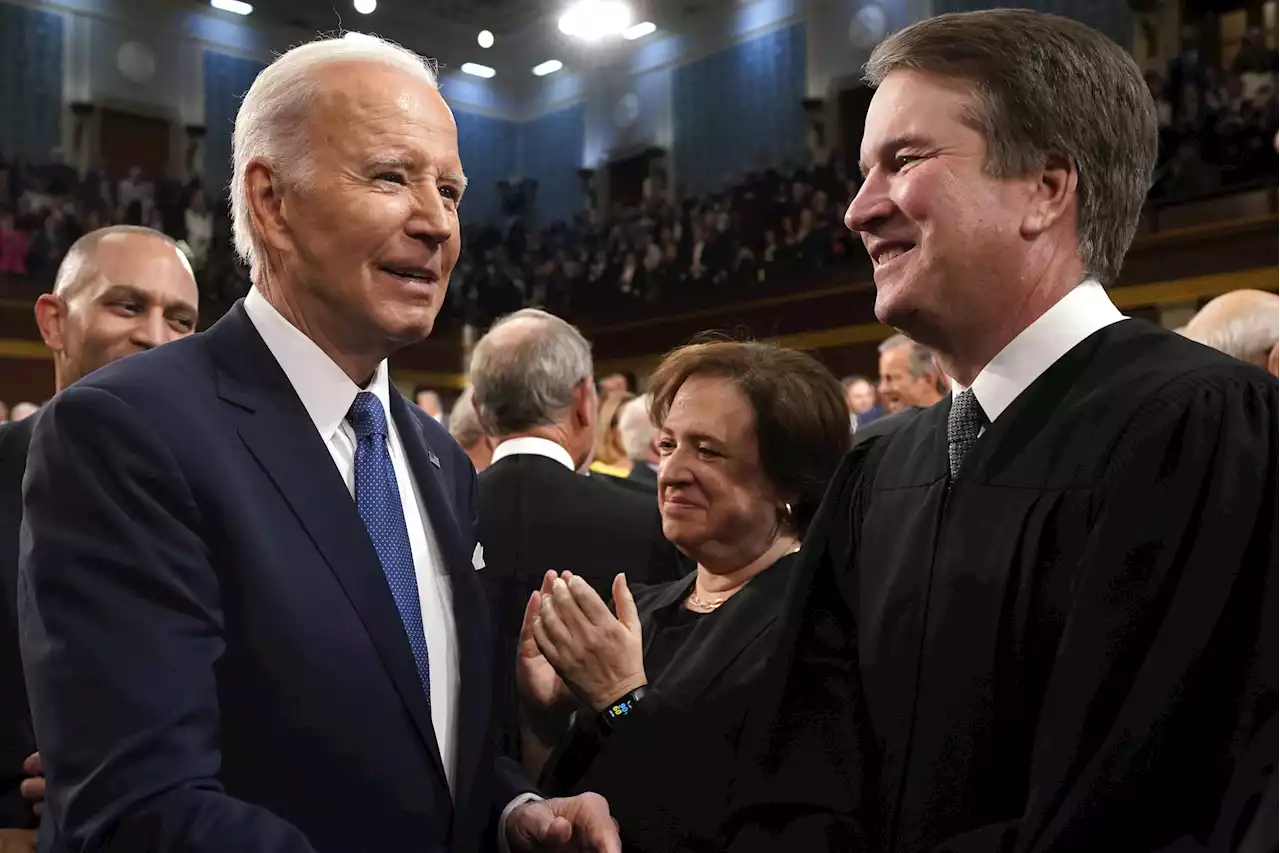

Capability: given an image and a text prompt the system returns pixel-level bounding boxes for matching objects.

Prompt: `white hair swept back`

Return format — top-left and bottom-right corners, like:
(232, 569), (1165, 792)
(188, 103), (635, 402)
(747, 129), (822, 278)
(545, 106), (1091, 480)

(230, 33), (439, 274)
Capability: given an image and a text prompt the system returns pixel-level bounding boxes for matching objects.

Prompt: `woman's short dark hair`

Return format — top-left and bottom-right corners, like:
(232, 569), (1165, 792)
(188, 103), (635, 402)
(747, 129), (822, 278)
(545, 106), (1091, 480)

(647, 340), (851, 534)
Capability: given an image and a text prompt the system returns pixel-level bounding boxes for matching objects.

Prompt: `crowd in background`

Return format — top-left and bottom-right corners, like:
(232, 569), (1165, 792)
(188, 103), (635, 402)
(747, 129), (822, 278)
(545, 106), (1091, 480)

(1148, 25), (1279, 198)
(0, 27), (1276, 326)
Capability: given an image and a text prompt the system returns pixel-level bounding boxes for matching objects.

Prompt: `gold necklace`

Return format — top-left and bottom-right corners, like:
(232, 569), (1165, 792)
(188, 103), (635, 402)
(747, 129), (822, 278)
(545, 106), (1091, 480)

(687, 540), (801, 612)
(687, 588), (730, 611)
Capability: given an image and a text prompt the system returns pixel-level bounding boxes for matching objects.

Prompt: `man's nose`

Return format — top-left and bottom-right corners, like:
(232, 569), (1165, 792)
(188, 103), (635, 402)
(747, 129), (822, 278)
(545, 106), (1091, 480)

(409, 186), (454, 246)
(844, 172), (895, 234)
(132, 312), (169, 350)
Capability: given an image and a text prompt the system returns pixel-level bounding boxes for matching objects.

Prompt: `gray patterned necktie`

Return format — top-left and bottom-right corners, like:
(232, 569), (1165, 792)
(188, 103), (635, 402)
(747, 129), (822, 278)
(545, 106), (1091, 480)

(947, 389), (988, 482)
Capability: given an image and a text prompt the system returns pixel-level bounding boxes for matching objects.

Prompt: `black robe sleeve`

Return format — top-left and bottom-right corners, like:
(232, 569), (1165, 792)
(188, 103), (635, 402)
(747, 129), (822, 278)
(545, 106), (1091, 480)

(722, 445), (882, 852)
(989, 370), (1278, 853)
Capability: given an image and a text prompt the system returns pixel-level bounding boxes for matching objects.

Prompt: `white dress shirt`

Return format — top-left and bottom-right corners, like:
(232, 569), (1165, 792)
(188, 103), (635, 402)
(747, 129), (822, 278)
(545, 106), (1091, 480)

(243, 286), (461, 794)
(490, 436), (577, 471)
(954, 280), (1126, 425)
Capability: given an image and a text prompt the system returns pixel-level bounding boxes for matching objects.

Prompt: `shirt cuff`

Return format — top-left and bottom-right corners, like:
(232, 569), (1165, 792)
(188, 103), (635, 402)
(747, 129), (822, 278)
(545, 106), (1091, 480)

(498, 791), (543, 853)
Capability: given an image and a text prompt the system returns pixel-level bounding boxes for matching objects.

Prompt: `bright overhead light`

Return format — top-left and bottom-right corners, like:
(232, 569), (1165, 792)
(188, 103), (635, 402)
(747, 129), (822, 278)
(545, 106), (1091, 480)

(623, 20), (655, 40)
(532, 59), (563, 76)
(353, 0), (376, 14)
(210, 0), (252, 15)
(461, 62), (496, 78)
(478, 29), (494, 48)
(557, 0), (632, 40)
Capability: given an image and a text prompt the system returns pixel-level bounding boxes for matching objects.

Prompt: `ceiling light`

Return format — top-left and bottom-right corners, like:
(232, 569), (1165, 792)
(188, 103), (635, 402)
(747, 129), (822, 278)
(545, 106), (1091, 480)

(353, 0), (376, 14)
(478, 29), (494, 48)
(623, 21), (655, 40)
(210, 0), (252, 15)
(532, 59), (563, 76)
(461, 62), (496, 78)
(557, 0), (632, 40)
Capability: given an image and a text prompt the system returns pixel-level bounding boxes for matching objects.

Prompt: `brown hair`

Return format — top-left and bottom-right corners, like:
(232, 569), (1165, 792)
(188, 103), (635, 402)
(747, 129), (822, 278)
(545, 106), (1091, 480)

(594, 390), (634, 466)
(647, 340), (851, 533)
(865, 9), (1157, 285)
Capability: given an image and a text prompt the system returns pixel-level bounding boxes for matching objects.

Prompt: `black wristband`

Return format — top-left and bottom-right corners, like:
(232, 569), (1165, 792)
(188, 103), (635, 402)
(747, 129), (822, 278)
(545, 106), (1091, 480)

(598, 686), (648, 733)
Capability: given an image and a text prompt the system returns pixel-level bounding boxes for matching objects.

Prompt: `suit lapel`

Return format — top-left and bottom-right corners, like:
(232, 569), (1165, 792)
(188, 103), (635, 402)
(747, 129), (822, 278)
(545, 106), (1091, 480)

(206, 305), (447, 784)
(389, 392), (491, 814)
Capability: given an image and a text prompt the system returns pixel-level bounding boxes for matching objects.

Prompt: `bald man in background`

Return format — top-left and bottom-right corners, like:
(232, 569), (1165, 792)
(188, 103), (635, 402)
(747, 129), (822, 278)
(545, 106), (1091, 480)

(1183, 289), (1280, 376)
(0, 226), (197, 849)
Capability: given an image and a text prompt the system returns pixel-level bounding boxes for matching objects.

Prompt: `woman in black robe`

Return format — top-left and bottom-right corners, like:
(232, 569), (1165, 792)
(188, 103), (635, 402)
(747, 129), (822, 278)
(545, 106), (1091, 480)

(517, 340), (851, 853)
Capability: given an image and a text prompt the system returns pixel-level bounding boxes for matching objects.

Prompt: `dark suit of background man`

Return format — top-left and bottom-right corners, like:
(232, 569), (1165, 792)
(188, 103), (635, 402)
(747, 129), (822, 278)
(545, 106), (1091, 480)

(18, 36), (618, 853)
(725, 11), (1277, 853)
(0, 226), (198, 847)
(468, 310), (681, 768)
(616, 395), (659, 489)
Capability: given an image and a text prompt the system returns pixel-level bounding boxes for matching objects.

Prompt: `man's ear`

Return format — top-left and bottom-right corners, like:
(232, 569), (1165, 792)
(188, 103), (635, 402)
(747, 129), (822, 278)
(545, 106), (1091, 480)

(33, 294), (67, 353)
(1267, 342), (1278, 378)
(574, 377), (597, 431)
(244, 159), (293, 258)
(1021, 151), (1078, 239)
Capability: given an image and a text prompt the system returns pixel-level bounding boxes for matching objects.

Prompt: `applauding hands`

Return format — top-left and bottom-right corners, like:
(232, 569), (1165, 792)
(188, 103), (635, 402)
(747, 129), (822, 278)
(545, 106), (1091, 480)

(520, 571), (647, 713)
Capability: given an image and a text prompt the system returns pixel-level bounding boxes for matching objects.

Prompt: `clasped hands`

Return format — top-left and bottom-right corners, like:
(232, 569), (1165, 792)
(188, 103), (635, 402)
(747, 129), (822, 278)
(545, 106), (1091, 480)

(519, 570), (648, 716)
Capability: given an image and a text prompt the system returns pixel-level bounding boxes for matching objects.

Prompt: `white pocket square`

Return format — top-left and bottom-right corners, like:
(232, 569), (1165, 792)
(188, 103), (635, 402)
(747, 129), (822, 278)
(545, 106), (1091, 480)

(472, 543), (485, 571)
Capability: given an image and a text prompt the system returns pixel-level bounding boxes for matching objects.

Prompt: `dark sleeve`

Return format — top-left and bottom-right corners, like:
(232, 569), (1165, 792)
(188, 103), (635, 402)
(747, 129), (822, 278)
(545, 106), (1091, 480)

(18, 386), (316, 853)
(472, 463), (540, 837)
(721, 448), (877, 851)
(975, 372), (1278, 853)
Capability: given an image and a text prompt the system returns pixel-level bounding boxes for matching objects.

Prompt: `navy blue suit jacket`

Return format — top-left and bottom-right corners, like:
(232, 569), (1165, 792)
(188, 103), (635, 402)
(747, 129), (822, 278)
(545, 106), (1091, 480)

(18, 303), (529, 852)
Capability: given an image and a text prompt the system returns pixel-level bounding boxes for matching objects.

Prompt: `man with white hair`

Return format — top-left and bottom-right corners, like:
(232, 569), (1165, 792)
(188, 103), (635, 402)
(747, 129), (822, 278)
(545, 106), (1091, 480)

(18, 37), (618, 853)
(468, 310), (679, 767)
(616, 394), (659, 487)
(876, 333), (945, 414)
(1183, 288), (1280, 376)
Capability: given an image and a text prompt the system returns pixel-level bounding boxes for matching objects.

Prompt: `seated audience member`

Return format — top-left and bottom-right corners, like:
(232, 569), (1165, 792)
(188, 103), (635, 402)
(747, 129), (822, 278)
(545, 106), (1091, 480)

(0, 213), (29, 275)
(468, 309), (682, 763)
(448, 386), (496, 472)
(0, 402), (7, 424)
(1183, 288), (1280, 376)
(877, 333), (946, 414)
(842, 374), (882, 428)
(616, 395), (659, 488)
(519, 340), (851, 853)
(0, 226), (197, 848)
(413, 386), (446, 424)
(598, 373), (632, 396)
(589, 392), (635, 479)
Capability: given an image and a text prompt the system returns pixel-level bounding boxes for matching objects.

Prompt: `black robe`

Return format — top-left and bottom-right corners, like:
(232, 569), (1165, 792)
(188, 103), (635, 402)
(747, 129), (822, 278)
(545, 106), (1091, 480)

(724, 319), (1278, 853)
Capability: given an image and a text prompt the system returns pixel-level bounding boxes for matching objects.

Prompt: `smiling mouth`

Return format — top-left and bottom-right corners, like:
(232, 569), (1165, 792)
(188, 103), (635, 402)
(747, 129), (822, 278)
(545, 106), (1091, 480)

(873, 244), (916, 267)
(379, 266), (437, 284)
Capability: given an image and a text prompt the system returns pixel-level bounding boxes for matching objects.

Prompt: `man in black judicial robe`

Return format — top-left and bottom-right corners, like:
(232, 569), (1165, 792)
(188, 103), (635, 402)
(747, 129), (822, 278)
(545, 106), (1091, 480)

(723, 10), (1277, 853)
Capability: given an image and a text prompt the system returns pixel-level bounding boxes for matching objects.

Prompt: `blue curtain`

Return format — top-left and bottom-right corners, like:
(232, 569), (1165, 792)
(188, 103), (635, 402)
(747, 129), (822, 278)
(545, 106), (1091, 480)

(0, 4), (64, 158)
(203, 50), (266, 200)
(454, 110), (519, 225)
(673, 23), (807, 196)
(519, 103), (585, 226)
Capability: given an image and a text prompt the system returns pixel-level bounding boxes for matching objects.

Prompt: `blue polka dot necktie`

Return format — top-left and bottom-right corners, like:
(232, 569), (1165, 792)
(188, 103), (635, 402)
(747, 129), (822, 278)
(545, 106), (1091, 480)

(347, 391), (431, 704)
